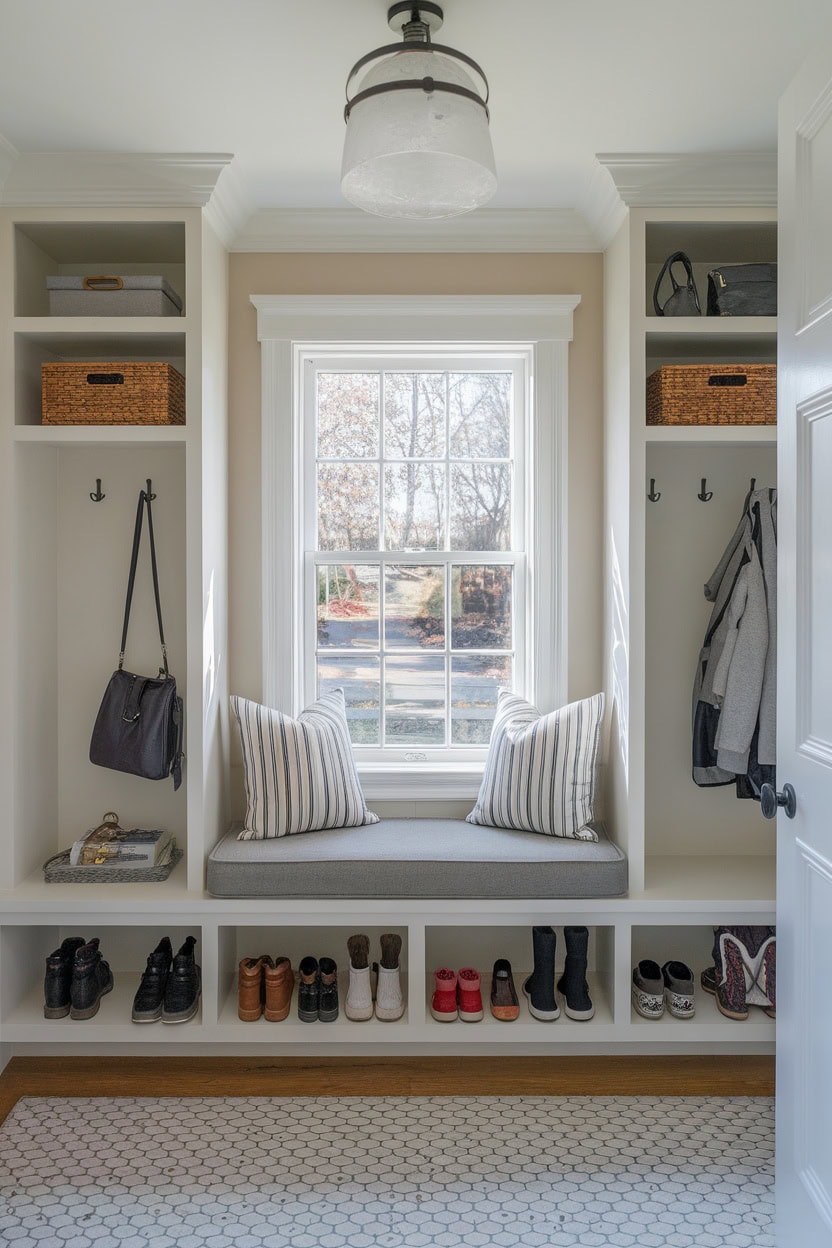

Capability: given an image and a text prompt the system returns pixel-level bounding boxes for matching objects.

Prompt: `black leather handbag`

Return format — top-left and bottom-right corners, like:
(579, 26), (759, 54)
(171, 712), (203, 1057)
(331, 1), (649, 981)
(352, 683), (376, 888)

(707, 263), (777, 316)
(652, 251), (701, 316)
(89, 487), (183, 789)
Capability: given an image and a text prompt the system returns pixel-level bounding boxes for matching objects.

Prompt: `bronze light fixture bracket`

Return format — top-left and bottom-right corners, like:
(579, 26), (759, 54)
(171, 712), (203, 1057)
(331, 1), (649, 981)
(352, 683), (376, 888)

(344, 3), (490, 124)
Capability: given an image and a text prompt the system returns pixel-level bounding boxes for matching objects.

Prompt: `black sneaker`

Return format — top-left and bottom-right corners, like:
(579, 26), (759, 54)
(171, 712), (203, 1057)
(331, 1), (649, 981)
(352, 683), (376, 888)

(132, 937), (173, 1024)
(318, 957), (339, 1022)
(44, 936), (85, 1019)
(70, 939), (114, 1021)
(162, 936), (201, 1024)
(298, 956), (319, 1022)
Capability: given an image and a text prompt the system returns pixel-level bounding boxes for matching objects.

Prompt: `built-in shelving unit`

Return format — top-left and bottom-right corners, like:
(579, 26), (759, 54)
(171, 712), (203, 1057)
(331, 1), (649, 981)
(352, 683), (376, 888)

(603, 201), (777, 1055)
(0, 191), (777, 1063)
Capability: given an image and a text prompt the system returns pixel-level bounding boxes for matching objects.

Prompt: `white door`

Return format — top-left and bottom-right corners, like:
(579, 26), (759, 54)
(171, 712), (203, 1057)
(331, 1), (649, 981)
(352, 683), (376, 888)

(777, 37), (832, 1247)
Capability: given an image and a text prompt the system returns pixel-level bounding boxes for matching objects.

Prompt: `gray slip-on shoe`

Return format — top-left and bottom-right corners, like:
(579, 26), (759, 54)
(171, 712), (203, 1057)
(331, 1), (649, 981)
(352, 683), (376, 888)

(632, 959), (664, 1020)
(662, 960), (695, 1019)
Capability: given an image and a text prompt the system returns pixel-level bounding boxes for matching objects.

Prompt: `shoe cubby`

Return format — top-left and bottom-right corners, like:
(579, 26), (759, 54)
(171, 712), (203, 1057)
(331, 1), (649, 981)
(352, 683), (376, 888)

(215, 925), (410, 1032)
(630, 924), (775, 1034)
(423, 924), (615, 1031)
(3, 443), (187, 890)
(0, 923), (203, 1040)
(13, 221), (187, 318)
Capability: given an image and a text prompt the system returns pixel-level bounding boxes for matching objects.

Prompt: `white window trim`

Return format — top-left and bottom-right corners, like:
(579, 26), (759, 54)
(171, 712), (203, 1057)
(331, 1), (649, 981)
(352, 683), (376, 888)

(252, 294), (580, 801)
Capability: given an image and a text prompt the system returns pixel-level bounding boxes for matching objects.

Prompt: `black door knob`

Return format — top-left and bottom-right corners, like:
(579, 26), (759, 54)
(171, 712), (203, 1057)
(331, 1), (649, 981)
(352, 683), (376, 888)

(760, 782), (796, 820)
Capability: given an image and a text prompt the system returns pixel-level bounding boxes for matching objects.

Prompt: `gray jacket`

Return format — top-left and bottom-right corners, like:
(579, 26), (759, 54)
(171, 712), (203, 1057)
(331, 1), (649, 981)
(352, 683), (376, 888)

(692, 488), (777, 785)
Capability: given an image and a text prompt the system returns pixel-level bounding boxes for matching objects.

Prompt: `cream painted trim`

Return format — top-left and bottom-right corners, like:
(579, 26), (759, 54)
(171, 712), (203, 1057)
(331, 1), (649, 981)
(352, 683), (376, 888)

(596, 151), (777, 207)
(252, 294), (581, 344)
(235, 207), (600, 253)
(254, 294), (577, 795)
(0, 151), (234, 207)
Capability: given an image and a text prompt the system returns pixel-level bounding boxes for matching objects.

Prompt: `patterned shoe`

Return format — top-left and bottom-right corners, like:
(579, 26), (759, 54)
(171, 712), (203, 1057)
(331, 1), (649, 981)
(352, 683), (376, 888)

(712, 930), (749, 1020)
(661, 960), (695, 1019)
(761, 940), (776, 1019)
(632, 960), (664, 1020)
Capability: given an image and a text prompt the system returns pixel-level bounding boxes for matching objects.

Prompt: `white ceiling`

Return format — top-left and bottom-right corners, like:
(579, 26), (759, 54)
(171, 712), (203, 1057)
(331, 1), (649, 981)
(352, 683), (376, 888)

(0, 0), (830, 228)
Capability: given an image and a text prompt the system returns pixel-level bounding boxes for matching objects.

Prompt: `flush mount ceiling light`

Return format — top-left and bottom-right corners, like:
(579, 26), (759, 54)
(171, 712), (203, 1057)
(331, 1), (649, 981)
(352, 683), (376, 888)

(341, 2), (497, 220)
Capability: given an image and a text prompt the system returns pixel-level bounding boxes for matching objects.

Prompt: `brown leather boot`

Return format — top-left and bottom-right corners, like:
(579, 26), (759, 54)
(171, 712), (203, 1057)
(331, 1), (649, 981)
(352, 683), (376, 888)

(238, 955), (272, 1021)
(264, 956), (294, 1021)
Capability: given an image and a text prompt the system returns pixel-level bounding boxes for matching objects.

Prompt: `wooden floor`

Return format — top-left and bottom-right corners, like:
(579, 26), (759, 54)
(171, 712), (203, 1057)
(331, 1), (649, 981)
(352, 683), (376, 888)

(0, 1055), (774, 1126)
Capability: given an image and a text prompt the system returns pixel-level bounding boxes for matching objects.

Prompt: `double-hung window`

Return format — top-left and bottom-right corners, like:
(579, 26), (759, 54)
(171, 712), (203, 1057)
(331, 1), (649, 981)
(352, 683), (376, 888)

(253, 295), (578, 798)
(306, 353), (525, 767)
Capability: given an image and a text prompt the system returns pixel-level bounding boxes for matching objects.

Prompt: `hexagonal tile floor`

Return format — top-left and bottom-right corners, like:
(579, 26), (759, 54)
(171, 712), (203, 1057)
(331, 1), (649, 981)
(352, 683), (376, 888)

(0, 1096), (773, 1247)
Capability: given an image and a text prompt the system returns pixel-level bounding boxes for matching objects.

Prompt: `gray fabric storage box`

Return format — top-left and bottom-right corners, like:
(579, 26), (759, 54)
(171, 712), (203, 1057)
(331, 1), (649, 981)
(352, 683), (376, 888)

(47, 275), (183, 317)
(206, 818), (627, 899)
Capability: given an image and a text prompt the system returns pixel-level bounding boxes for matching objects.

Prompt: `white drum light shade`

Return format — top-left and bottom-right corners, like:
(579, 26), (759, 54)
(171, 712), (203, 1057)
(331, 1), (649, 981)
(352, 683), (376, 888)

(341, 46), (497, 220)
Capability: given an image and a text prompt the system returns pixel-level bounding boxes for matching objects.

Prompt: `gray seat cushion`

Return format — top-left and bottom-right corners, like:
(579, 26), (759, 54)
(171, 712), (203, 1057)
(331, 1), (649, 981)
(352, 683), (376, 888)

(206, 819), (627, 899)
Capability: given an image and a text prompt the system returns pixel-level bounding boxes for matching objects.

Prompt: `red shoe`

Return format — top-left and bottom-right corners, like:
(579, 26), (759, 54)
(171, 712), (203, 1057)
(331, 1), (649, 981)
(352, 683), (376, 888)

(457, 967), (483, 1022)
(430, 968), (458, 1022)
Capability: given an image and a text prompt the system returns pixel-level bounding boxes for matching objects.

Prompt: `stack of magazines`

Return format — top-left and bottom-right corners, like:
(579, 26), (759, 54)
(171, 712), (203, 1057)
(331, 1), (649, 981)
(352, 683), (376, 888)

(69, 815), (174, 870)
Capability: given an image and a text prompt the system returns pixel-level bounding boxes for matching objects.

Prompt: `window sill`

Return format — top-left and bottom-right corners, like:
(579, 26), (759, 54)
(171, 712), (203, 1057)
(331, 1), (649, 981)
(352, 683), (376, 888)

(358, 763), (484, 802)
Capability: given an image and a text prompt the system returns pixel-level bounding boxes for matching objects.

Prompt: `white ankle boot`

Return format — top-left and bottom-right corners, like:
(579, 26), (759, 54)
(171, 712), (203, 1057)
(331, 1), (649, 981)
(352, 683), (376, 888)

(345, 963), (374, 1021)
(375, 963), (404, 1021)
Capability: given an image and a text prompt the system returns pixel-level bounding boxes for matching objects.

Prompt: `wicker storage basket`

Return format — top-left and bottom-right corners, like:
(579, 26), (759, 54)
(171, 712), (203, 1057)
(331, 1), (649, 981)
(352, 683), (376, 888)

(43, 845), (182, 884)
(646, 363), (776, 426)
(42, 361), (185, 425)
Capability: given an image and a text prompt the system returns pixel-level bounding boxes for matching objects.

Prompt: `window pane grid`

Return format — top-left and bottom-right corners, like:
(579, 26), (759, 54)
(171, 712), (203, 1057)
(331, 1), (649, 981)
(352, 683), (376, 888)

(313, 362), (520, 750)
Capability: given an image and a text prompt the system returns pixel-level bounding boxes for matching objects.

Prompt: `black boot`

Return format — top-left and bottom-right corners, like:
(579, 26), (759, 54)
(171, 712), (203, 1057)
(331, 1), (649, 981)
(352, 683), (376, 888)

(70, 938), (114, 1021)
(132, 936), (173, 1024)
(162, 936), (201, 1024)
(556, 925), (595, 1020)
(523, 926), (559, 1021)
(318, 957), (339, 1023)
(298, 956), (319, 1022)
(43, 936), (85, 1019)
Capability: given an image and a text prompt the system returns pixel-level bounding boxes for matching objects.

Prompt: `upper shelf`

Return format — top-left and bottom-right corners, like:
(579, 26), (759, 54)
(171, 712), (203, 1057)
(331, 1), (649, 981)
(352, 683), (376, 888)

(643, 425), (777, 445)
(14, 221), (187, 317)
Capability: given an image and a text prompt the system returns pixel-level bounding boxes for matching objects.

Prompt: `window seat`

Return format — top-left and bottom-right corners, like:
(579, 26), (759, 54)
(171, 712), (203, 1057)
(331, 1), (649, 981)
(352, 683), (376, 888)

(206, 819), (627, 899)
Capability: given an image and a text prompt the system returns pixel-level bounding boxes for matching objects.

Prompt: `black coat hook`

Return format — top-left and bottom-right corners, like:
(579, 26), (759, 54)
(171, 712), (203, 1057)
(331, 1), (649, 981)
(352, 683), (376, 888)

(698, 478), (713, 502)
(749, 477), (756, 492)
(647, 478), (661, 502)
(89, 478), (105, 502)
(143, 478), (156, 501)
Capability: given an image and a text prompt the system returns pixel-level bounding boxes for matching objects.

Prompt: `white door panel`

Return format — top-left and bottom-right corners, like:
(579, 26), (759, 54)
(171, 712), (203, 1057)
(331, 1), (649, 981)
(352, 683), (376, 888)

(778, 34), (832, 1247)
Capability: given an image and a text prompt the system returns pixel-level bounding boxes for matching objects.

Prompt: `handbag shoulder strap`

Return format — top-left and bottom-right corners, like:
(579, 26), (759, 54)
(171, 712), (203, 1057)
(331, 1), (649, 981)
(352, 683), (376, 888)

(118, 487), (169, 676)
(652, 251), (697, 315)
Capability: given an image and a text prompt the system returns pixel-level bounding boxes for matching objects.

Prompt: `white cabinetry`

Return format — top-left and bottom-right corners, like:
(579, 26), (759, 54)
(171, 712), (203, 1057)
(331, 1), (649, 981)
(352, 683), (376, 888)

(603, 205), (777, 1047)
(0, 199), (776, 1062)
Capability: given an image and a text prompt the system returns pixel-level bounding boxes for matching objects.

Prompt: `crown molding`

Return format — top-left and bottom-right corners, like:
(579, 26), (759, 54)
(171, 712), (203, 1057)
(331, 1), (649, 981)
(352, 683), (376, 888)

(0, 151), (235, 207)
(579, 161), (628, 250)
(233, 206), (601, 252)
(596, 151), (777, 208)
(203, 160), (253, 249)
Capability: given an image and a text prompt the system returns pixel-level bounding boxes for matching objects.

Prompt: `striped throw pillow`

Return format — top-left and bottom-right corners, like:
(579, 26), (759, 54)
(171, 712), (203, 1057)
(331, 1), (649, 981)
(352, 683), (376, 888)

(466, 691), (604, 839)
(232, 689), (379, 839)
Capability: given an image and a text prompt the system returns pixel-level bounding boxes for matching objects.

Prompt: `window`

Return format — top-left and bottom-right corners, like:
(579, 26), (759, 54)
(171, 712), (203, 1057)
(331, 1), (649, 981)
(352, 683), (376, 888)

(253, 295), (578, 798)
(305, 355), (525, 764)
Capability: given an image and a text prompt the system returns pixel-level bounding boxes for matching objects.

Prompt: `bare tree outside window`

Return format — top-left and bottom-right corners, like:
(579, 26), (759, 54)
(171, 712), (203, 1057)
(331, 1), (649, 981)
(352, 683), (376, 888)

(313, 365), (519, 748)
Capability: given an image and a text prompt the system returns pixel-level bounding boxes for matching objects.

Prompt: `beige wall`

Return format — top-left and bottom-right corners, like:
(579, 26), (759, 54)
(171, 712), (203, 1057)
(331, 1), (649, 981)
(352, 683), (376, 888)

(228, 252), (603, 730)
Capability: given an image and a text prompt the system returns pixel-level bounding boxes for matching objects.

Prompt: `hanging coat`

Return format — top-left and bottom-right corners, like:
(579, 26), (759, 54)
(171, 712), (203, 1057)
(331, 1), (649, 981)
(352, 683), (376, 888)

(692, 487), (777, 794)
